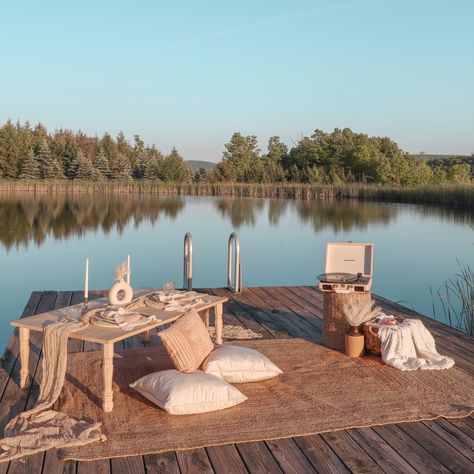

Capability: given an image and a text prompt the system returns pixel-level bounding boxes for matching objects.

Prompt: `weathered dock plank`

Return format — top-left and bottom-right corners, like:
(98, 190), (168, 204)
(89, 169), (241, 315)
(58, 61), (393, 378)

(0, 287), (472, 474)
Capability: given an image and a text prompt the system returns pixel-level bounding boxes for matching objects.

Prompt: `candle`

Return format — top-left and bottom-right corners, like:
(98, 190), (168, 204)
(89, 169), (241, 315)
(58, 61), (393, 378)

(127, 254), (131, 285)
(84, 257), (89, 302)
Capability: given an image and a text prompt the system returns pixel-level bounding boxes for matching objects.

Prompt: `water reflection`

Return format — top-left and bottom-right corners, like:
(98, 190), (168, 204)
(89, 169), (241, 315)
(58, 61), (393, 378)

(295, 200), (396, 233)
(214, 198), (265, 227)
(1, 192), (474, 249)
(268, 199), (289, 226)
(0, 192), (185, 249)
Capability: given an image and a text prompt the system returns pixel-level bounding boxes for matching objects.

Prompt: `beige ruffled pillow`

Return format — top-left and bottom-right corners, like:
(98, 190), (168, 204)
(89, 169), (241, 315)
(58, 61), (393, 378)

(159, 308), (214, 373)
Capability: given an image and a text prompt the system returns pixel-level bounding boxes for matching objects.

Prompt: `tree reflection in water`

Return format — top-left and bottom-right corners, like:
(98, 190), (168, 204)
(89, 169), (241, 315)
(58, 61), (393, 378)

(1, 192), (473, 250)
(215, 197), (474, 233)
(214, 197), (397, 231)
(295, 200), (397, 233)
(214, 198), (265, 228)
(0, 192), (185, 249)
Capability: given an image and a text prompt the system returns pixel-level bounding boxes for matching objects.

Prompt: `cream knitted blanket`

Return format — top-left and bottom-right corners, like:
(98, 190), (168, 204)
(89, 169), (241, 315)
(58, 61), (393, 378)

(378, 318), (455, 371)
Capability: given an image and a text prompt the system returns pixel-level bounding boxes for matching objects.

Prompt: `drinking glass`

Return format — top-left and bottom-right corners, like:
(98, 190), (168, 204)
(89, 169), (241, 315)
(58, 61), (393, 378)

(163, 280), (176, 293)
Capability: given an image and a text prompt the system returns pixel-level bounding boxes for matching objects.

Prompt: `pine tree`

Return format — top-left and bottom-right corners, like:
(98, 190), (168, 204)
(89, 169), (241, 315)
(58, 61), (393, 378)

(37, 138), (64, 179)
(94, 147), (110, 179)
(67, 149), (80, 179)
(132, 134), (146, 177)
(19, 150), (40, 179)
(156, 148), (193, 182)
(0, 121), (21, 178)
(72, 150), (100, 179)
(144, 157), (160, 179)
(110, 153), (132, 180)
(143, 146), (163, 179)
(46, 158), (65, 179)
(134, 149), (149, 178)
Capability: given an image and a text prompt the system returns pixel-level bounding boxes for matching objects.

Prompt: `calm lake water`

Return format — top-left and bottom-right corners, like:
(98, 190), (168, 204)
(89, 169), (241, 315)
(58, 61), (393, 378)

(1, 192), (473, 349)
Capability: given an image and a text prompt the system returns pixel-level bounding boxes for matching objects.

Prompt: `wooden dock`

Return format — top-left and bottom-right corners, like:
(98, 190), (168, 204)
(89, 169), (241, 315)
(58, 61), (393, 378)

(1, 287), (473, 473)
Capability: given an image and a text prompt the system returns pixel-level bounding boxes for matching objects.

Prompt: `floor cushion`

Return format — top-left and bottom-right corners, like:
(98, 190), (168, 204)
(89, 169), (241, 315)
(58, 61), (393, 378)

(130, 369), (247, 415)
(202, 344), (283, 383)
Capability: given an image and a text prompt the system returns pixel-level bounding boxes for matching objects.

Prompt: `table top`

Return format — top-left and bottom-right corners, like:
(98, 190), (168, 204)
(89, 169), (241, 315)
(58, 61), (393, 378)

(11, 288), (227, 344)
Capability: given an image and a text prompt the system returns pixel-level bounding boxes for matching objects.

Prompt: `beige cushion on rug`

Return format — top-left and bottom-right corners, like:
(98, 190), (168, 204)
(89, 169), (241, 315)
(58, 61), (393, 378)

(130, 369), (247, 415)
(159, 308), (214, 373)
(202, 345), (283, 383)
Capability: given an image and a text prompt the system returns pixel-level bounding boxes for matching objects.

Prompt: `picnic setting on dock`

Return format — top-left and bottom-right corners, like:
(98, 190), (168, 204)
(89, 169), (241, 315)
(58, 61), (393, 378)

(3, 1), (474, 471)
(1, 242), (472, 470)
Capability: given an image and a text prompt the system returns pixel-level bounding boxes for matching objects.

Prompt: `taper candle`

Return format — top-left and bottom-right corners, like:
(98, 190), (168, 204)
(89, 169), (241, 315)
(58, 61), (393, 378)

(84, 257), (89, 301)
(126, 254), (131, 285)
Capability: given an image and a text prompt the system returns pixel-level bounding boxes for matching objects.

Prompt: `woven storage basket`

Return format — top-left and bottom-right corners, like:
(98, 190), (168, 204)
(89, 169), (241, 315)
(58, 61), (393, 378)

(364, 316), (404, 354)
(323, 291), (372, 352)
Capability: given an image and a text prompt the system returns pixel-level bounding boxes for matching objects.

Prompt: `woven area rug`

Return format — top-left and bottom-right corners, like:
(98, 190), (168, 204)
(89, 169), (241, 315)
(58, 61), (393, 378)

(209, 324), (263, 340)
(58, 338), (474, 461)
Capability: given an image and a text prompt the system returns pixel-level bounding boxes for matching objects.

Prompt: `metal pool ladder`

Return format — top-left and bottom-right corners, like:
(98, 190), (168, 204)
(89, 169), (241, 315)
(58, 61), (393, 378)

(183, 232), (193, 290)
(227, 232), (242, 293)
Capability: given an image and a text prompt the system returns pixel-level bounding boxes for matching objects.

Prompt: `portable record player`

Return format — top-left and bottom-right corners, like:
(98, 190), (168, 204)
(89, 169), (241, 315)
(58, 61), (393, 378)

(318, 242), (373, 294)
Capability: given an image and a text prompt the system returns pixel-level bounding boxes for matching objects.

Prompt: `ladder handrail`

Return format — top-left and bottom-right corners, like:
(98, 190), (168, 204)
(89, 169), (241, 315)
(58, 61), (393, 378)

(183, 232), (193, 290)
(227, 232), (242, 293)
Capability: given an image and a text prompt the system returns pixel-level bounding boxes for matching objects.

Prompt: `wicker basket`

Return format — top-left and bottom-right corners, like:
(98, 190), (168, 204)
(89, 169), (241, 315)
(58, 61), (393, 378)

(323, 291), (372, 352)
(364, 316), (404, 354)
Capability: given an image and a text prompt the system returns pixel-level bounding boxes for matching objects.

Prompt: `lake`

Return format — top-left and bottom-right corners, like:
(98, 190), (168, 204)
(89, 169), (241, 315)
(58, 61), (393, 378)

(1, 191), (473, 350)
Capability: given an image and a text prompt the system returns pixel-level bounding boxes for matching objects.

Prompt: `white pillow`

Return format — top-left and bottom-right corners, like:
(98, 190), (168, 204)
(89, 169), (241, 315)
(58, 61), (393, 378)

(202, 345), (283, 383)
(130, 369), (247, 415)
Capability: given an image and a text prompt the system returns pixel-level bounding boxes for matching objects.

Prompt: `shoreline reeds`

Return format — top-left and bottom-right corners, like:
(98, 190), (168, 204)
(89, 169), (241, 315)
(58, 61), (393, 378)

(0, 180), (473, 207)
(432, 262), (474, 336)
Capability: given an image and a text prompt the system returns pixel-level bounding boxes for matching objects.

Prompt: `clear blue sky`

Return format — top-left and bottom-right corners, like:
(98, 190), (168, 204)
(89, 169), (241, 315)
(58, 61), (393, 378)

(1, 0), (472, 161)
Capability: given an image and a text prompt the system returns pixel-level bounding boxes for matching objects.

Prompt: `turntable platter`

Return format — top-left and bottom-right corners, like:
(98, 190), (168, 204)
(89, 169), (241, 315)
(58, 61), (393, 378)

(317, 272), (359, 283)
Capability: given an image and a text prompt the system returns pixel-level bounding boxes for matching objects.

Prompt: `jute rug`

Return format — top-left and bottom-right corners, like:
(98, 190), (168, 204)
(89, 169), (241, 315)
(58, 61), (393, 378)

(57, 339), (474, 461)
(209, 324), (263, 340)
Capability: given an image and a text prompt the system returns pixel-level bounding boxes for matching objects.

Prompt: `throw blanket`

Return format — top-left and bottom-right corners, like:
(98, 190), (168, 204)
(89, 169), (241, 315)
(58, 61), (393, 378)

(378, 319), (455, 371)
(0, 319), (105, 462)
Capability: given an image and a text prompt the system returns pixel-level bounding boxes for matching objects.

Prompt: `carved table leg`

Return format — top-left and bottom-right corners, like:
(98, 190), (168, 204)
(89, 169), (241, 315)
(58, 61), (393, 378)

(215, 303), (223, 345)
(142, 330), (150, 343)
(103, 342), (114, 412)
(203, 309), (210, 329)
(19, 327), (30, 388)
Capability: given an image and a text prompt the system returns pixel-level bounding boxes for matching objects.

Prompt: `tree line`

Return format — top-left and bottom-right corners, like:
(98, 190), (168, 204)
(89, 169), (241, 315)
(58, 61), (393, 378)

(0, 121), (471, 185)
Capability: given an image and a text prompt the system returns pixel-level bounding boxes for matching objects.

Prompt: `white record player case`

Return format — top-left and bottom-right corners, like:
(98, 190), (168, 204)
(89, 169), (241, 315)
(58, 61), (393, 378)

(318, 242), (373, 294)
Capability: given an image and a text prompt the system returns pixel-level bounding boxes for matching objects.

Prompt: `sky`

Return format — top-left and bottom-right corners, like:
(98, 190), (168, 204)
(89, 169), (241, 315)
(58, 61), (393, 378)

(1, 0), (473, 161)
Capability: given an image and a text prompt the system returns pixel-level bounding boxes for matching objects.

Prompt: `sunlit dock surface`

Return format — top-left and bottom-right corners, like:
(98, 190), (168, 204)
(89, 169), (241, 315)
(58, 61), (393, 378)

(1, 287), (473, 473)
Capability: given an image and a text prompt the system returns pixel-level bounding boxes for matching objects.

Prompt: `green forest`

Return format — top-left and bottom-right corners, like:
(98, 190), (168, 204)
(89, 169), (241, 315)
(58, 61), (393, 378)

(0, 121), (471, 186)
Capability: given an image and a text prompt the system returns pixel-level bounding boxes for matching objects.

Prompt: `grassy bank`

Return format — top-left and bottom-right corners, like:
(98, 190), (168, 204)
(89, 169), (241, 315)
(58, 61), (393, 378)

(0, 180), (473, 207)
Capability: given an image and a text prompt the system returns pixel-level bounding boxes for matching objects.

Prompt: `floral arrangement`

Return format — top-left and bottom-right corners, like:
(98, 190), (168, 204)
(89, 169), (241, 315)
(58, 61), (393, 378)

(114, 261), (128, 282)
(343, 298), (381, 327)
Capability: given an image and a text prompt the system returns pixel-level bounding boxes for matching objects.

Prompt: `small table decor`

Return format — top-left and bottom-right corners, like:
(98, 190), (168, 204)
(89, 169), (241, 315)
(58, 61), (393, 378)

(11, 288), (228, 412)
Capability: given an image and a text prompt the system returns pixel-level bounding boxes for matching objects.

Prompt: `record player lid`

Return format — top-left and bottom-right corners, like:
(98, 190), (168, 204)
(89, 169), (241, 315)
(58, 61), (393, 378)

(325, 242), (373, 276)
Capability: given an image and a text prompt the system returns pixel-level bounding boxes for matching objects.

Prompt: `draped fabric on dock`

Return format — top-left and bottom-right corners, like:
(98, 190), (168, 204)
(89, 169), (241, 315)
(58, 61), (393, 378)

(0, 318), (105, 462)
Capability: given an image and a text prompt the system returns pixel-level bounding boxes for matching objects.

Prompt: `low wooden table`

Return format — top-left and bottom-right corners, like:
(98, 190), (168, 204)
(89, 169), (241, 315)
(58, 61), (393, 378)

(11, 288), (228, 412)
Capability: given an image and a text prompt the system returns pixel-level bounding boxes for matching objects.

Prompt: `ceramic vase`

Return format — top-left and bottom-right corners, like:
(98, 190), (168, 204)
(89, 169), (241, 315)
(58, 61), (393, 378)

(345, 325), (365, 357)
(108, 279), (133, 305)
